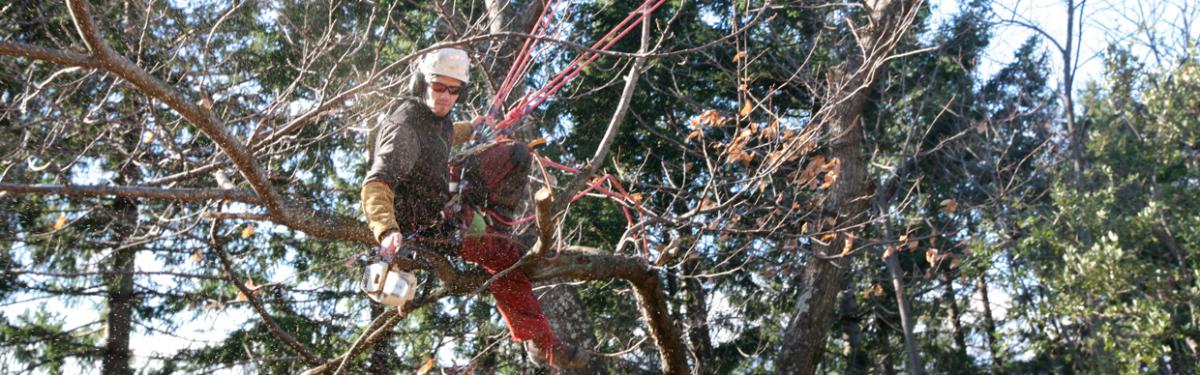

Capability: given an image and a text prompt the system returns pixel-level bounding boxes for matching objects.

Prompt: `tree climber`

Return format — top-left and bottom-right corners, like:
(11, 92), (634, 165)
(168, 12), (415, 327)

(359, 48), (588, 369)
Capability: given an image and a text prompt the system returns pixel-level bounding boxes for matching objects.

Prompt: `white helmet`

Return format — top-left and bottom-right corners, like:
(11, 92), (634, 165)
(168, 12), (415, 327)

(419, 48), (471, 84)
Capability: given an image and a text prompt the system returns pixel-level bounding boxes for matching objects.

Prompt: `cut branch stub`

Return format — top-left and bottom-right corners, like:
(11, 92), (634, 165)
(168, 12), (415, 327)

(532, 186), (554, 258)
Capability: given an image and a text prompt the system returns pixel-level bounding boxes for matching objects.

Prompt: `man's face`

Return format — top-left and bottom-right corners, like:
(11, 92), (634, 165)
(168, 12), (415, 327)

(424, 75), (463, 117)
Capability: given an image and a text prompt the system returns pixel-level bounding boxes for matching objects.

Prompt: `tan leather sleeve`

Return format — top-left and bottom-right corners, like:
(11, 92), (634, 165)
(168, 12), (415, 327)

(452, 121), (473, 146)
(361, 180), (399, 243)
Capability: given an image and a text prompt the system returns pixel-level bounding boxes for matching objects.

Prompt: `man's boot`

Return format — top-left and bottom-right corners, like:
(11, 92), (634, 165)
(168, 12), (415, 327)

(526, 339), (589, 369)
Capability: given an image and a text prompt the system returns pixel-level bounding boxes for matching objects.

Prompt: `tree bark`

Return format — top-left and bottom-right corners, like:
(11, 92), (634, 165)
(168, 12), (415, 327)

(774, 1), (920, 373)
(840, 270), (868, 375)
(976, 272), (1003, 372)
(102, 130), (142, 375)
(540, 282), (606, 374)
(683, 261), (715, 375)
(101, 196), (136, 375)
(884, 249), (921, 375)
(1062, 0), (1085, 184)
(481, 0), (547, 91)
(774, 76), (869, 374)
(875, 318), (897, 375)
(943, 274), (968, 361)
(367, 302), (391, 375)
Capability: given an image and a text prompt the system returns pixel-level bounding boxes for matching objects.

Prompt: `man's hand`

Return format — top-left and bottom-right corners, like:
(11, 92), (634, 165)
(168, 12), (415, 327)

(378, 230), (404, 259)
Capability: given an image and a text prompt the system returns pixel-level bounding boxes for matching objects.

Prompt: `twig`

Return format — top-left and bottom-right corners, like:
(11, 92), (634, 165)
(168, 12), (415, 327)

(207, 216), (321, 366)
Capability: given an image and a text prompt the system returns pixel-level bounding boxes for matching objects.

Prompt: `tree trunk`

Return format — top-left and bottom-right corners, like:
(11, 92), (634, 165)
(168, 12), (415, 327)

(840, 270), (868, 375)
(683, 273), (715, 375)
(775, 1), (917, 373)
(884, 250), (921, 375)
(976, 272), (1003, 372)
(480, 0), (547, 102)
(367, 303), (391, 375)
(1063, 0), (1083, 183)
(774, 82), (870, 373)
(102, 121), (144, 375)
(775, 56), (874, 375)
(101, 198), (136, 375)
(540, 282), (606, 374)
(875, 318), (897, 375)
(943, 274), (968, 360)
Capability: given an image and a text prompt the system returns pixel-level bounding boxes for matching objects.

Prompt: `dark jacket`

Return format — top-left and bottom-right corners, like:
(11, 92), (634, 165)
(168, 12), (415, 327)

(365, 97), (453, 233)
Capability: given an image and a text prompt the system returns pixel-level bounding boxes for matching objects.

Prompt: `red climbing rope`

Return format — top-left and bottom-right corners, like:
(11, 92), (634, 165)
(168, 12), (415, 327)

(490, 0), (564, 114)
(487, 0), (667, 131)
(476, 0), (666, 258)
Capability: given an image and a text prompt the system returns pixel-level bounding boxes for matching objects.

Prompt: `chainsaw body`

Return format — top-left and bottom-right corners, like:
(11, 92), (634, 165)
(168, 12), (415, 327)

(361, 258), (417, 307)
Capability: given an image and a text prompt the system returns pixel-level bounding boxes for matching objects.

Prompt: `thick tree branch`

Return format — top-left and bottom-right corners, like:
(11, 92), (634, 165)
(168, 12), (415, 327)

(0, 42), (100, 68)
(0, 181), (371, 243)
(530, 246), (688, 375)
(305, 245), (687, 374)
(64, 0), (285, 213)
(1, 0), (375, 244)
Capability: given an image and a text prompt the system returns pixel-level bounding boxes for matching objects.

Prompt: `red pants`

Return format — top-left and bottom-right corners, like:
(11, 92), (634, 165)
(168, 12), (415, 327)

(459, 233), (555, 346)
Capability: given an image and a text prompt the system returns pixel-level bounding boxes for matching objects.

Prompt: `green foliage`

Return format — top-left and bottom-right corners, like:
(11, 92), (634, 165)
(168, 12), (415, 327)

(1005, 48), (1200, 373)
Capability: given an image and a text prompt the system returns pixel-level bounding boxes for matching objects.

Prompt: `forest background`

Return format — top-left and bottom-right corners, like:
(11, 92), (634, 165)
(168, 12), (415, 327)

(1, 0), (1198, 374)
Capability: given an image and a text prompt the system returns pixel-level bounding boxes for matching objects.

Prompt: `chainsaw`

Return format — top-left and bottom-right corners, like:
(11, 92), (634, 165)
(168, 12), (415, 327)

(359, 246), (419, 307)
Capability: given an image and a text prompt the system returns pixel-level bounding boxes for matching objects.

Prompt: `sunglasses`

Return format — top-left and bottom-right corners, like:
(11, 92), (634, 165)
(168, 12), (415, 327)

(430, 82), (463, 95)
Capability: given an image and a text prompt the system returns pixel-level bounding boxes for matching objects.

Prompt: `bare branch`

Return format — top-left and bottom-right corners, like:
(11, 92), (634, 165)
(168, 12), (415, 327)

(208, 216), (322, 366)
(0, 183), (261, 204)
(0, 42), (100, 69)
(552, 9), (653, 214)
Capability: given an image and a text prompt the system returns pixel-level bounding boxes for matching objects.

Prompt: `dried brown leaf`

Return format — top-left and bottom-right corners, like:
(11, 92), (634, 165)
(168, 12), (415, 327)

(739, 101), (754, 117)
(527, 137), (548, 149)
(940, 198), (958, 214)
(416, 357), (435, 375)
(840, 233), (857, 257)
(882, 246), (897, 260)
(818, 232), (837, 244)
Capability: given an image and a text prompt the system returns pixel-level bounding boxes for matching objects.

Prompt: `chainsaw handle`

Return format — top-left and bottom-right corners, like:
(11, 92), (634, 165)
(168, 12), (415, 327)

(365, 244), (418, 265)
